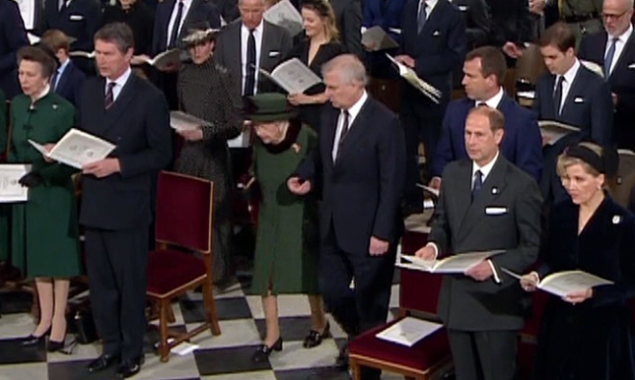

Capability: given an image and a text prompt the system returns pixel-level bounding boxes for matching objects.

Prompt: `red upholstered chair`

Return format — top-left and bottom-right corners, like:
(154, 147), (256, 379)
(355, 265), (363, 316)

(146, 171), (221, 362)
(349, 231), (453, 380)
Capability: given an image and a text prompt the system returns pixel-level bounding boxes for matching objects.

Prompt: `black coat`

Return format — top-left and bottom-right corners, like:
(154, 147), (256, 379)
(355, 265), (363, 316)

(40, 0), (102, 52)
(0, 0), (29, 98)
(534, 196), (635, 380)
(101, 2), (156, 56)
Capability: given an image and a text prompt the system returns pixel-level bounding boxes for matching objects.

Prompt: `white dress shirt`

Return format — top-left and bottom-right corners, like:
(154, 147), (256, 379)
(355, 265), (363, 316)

(605, 23), (633, 76)
(332, 91), (368, 161)
(105, 67), (132, 103)
(476, 87), (504, 109)
(554, 58), (580, 114)
(166, 0), (193, 47)
(419, 0), (439, 19)
(240, 21), (264, 96)
(53, 59), (71, 90)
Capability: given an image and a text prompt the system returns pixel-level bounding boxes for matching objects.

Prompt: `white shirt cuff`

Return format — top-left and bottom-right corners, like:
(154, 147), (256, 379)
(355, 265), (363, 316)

(488, 260), (501, 284)
(426, 242), (439, 259)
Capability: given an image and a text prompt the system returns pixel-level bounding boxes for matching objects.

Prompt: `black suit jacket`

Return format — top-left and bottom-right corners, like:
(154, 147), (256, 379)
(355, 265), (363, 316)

(211, 0), (239, 23)
(40, 0), (102, 52)
(78, 73), (172, 230)
(295, 96), (406, 254)
(579, 30), (635, 148)
(0, 0), (29, 98)
(454, 0), (491, 48)
(152, 0), (221, 54)
(329, 0), (363, 57)
(430, 155), (542, 330)
(53, 60), (85, 108)
(533, 64), (613, 147)
(400, 0), (466, 104)
(486, 0), (531, 46)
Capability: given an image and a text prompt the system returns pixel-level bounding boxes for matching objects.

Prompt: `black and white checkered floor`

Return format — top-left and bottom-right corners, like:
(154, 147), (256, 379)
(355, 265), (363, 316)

(0, 275), (404, 380)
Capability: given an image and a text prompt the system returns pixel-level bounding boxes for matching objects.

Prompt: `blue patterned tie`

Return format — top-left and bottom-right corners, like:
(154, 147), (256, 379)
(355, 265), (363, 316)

(604, 37), (618, 77)
(472, 170), (483, 200)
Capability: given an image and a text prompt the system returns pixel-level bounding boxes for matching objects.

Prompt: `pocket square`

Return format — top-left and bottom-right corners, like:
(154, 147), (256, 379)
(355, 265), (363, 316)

(574, 97), (584, 103)
(268, 51), (280, 57)
(69, 14), (84, 20)
(629, 63), (635, 69)
(485, 206), (507, 215)
(458, 5), (468, 11)
(432, 30), (441, 36)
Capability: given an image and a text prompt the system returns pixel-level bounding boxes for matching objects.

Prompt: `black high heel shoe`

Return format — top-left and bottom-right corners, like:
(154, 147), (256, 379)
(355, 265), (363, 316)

(47, 339), (65, 353)
(303, 321), (330, 348)
(21, 327), (51, 346)
(251, 337), (283, 363)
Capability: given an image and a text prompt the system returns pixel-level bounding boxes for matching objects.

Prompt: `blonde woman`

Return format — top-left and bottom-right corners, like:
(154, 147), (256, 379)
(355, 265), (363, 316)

(285, 0), (345, 132)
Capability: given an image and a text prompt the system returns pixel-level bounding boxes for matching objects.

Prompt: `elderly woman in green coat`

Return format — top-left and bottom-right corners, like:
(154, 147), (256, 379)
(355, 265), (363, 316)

(247, 93), (329, 363)
(9, 46), (80, 352)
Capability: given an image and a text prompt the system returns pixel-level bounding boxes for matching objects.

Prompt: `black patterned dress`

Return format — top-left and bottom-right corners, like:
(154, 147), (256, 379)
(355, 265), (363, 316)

(176, 56), (243, 282)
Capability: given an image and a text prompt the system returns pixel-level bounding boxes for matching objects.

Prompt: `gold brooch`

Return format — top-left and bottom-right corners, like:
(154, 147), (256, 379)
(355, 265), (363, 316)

(291, 143), (301, 153)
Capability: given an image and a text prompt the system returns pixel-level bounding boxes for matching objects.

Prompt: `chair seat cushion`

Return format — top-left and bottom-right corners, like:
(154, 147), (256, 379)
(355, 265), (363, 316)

(147, 249), (207, 296)
(349, 318), (450, 371)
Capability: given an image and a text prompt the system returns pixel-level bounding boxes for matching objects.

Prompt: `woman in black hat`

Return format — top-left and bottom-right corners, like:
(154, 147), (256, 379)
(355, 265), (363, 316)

(174, 22), (243, 284)
(520, 142), (635, 380)
(246, 93), (329, 362)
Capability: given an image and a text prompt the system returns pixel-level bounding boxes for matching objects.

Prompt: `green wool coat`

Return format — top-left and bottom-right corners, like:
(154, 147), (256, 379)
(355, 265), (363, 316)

(8, 92), (80, 278)
(250, 125), (320, 296)
(0, 88), (7, 261)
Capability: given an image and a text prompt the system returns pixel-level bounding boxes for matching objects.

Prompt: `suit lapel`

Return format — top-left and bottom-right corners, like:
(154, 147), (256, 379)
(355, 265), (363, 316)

(98, 74), (140, 136)
(610, 33), (635, 80)
(334, 99), (372, 165)
(560, 68), (585, 117)
(55, 67), (70, 95)
(179, 0), (199, 40)
(544, 75), (558, 118)
(457, 155), (508, 242)
(259, 22), (270, 67)
(324, 106), (339, 168)
(419, 0), (444, 38)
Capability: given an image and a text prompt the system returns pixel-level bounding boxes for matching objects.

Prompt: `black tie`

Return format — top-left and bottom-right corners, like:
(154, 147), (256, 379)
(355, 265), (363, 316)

(335, 110), (350, 160)
(471, 170), (483, 200)
(244, 29), (257, 96)
(105, 82), (116, 110)
(168, 0), (184, 49)
(553, 75), (564, 116)
(417, 1), (427, 33)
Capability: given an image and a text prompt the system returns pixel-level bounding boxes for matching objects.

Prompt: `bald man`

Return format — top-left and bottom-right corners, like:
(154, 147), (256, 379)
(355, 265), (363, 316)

(579, 0), (635, 149)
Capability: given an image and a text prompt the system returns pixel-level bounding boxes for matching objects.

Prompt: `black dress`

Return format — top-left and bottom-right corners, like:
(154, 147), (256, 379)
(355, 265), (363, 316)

(533, 196), (635, 380)
(101, 2), (155, 55)
(285, 39), (346, 132)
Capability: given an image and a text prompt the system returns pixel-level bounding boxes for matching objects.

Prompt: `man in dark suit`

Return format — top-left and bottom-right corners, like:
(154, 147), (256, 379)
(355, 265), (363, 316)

(0, 0), (29, 98)
(78, 23), (172, 378)
(433, 46), (543, 187)
(416, 106), (542, 380)
(214, 0), (292, 99)
(579, 0), (635, 149)
(454, 0), (491, 49)
(396, 0), (466, 214)
(212, 0), (239, 23)
(41, 29), (86, 108)
(487, 0), (533, 65)
(330, 0), (363, 57)
(40, 0), (102, 54)
(534, 22), (613, 204)
(289, 54), (405, 379)
(151, 0), (221, 109)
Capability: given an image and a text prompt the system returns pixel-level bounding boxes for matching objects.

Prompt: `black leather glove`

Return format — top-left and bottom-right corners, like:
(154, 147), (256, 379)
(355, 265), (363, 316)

(18, 172), (43, 188)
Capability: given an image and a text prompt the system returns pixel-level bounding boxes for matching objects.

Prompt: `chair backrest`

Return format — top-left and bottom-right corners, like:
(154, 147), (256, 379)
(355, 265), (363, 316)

(514, 44), (547, 86)
(399, 231), (442, 316)
(607, 150), (635, 208)
(155, 171), (214, 253)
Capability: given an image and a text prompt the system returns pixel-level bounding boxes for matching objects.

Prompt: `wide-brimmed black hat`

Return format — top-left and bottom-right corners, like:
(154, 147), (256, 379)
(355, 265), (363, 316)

(182, 21), (219, 46)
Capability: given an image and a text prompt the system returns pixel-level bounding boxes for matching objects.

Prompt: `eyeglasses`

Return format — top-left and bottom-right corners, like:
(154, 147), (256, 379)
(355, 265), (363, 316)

(602, 10), (628, 20)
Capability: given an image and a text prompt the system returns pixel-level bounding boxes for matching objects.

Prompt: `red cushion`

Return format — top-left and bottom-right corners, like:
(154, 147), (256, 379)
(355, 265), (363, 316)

(349, 318), (450, 371)
(147, 249), (207, 295)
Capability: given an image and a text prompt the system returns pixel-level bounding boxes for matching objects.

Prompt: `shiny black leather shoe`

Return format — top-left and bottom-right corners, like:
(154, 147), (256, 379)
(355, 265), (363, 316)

(87, 354), (120, 373)
(46, 339), (65, 353)
(251, 337), (283, 363)
(335, 343), (349, 369)
(303, 322), (330, 348)
(116, 356), (144, 379)
(21, 327), (51, 346)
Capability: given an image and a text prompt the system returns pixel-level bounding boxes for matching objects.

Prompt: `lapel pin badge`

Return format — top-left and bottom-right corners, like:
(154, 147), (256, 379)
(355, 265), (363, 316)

(491, 187), (498, 195)
(613, 215), (622, 224)
(52, 104), (58, 110)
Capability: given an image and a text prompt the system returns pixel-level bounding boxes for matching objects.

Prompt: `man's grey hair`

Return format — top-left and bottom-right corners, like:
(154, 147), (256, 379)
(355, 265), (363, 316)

(238, 0), (266, 6)
(94, 22), (134, 53)
(321, 54), (368, 86)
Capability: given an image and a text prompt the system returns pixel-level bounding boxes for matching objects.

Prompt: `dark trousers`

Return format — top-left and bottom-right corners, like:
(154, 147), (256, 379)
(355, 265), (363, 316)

(85, 227), (149, 361)
(448, 329), (518, 380)
(400, 98), (446, 205)
(319, 224), (395, 380)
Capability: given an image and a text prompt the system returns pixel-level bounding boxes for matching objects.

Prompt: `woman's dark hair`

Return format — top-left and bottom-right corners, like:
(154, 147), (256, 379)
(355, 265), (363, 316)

(17, 45), (57, 80)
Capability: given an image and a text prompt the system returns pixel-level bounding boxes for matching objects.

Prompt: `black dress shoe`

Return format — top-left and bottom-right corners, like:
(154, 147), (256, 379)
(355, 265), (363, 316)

(116, 356), (144, 379)
(21, 328), (51, 346)
(46, 339), (65, 353)
(303, 322), (330, 348)
(87, 354), (120, 373)
(336, 343), (349, 369)
(251, 337), (283, 363)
